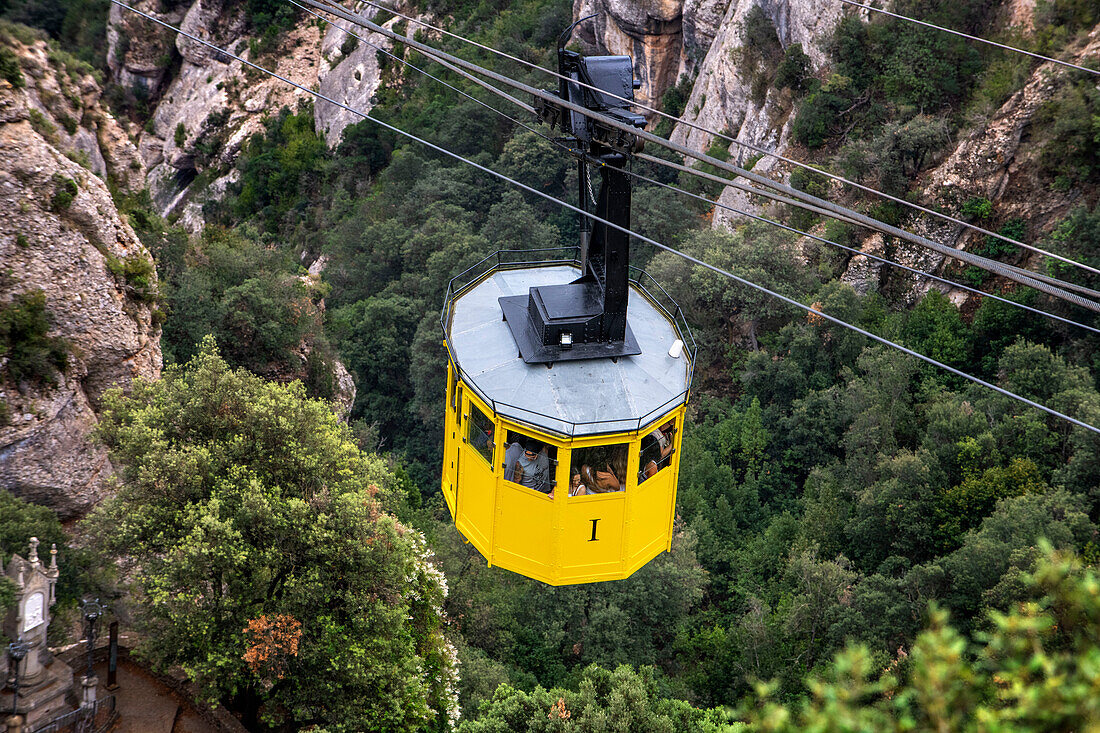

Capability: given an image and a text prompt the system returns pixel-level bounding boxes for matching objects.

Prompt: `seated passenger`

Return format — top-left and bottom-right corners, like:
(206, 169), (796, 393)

(639, 437), (661, 482)
(512, 438), (552, 493)
(648, 425), (673, 461)
(472, 424), (495, 455)
(503, 440), (523, 482)
(589, 454), (627, 493)
(569, 467), (588, 496)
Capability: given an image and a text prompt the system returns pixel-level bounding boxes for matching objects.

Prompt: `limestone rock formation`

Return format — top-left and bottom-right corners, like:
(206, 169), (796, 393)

(105, 0), (418, 226)
(116, 0), (322, 220)
(682, 0), (731, 66)
(572, 0), (686, 110)
(671, 0), (844, 150)
(0, 36), (162, 518)
(852, 29), (1100, 303)
(316, 12), (393, 148)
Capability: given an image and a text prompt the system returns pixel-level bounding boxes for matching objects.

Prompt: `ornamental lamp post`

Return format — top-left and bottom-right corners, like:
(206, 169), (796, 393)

(6, 640), (29, 718)
(80, 599), (103, 679)
(79, 599), (104, 711)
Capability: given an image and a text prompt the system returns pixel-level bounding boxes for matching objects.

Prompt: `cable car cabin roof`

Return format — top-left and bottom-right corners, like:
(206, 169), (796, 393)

(445, 262), (692, 437)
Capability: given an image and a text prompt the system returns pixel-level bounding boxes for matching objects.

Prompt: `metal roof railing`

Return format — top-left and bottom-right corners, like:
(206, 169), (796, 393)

(440, 249), (696, 437)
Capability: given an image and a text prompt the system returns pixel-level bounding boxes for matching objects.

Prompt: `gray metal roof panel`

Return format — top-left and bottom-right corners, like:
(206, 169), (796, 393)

(448, 265), (690, 436)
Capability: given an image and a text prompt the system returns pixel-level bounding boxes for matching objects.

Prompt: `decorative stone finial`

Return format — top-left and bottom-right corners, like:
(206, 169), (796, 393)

(28, 537), (39, 566)
(48, 543), (59, 582)
(16, 559), (25, 589)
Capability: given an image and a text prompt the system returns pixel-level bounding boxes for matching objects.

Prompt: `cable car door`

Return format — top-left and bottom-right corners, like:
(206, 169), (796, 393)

(457, 393), (497, 556)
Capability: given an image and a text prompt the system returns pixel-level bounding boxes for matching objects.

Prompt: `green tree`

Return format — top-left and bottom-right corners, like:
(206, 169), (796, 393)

(0, 490), (65, 616)
(84, 339), (458, 731)
(0, 290), (68, 387)
(329, 292), (421, 433)
(459, 664), (742, 732)
(745, 545), (1100, 731)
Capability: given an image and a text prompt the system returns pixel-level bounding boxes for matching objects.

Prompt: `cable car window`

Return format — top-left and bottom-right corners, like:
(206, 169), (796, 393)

(456, 384), (463, 426)
(502, 430), (557, 494)
(448, 367), (456, 414)
(468, 403), (495, 467)
(639, 420), (676, 483)
(570, 443), (628, 495)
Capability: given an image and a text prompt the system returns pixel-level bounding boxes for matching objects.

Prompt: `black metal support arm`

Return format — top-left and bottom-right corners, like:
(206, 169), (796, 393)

(502, 34), (646, 364)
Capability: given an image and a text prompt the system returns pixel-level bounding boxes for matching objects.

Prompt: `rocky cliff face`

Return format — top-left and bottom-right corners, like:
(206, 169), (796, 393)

(848, 28), (1100, 304)
(571, 0), (735, 110)
(668, 0), (844, 226)
(107, 0), (409, 228)
(0, 34), (161, 518)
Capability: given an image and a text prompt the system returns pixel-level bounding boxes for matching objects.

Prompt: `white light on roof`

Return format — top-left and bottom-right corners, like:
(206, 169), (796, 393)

(668, 339), (684, 359)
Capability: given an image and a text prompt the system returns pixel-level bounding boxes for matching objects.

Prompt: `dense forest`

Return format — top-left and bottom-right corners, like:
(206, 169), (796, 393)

(2, 0), (1100, 729)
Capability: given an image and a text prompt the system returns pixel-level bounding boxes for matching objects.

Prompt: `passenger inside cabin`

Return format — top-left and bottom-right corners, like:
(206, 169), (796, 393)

(468, 404), (496, 465)
(571, 444), (628, 494)
(639, 420), (675, 483)
(569, 467), (588, 496)
(512, 438), (552, 493)
(503, 440), (523, 481)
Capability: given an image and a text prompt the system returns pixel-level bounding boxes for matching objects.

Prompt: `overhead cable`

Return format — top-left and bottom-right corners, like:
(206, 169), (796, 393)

(637, 151), (1100, 303)
(302, 1), (1099, 337)
(339, 0), (1100, 280)
(301, 0), (1100, 313)
(837, 0), (1100, 77)
(105, 0), (1100, 437)
(616, 158), (1100, 336)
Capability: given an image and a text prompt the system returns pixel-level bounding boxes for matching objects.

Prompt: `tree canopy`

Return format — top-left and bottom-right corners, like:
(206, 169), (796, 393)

(84, 338), (458, 732)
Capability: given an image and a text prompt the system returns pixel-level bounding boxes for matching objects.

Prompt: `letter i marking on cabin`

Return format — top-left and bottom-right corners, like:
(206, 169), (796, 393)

(589, 518), (600, 541)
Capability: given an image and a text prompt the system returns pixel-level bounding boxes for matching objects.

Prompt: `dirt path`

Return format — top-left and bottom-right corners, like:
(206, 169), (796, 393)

(92, 660), (219, 733)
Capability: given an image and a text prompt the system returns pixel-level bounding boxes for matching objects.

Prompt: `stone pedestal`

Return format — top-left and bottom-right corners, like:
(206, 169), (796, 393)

(81, 675), (98, 709)
(3, 540), (75, 730)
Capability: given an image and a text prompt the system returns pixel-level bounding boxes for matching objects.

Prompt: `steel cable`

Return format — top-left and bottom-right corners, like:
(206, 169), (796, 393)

(335, 0), (1100, 280)
(298, 6), (1100, 337)
(301, 0), (1100, 312)
(107, 0), (1100, 437)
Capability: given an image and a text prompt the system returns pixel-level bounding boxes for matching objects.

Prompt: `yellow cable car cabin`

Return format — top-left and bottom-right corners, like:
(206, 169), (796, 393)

(440, 257), (693, 584)
(439, 48), (693, 584)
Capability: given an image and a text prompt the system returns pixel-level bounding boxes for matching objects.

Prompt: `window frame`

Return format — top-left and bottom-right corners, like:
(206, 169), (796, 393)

(501, 428), (558, 495)
(638, 418), (677, 485)
(466, 399), (495, 470)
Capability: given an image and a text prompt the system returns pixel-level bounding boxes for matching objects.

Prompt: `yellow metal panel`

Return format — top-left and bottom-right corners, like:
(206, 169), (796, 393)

(558, 492), (626, 583)
(493, 483), (556, 579)
(456, 388), (497, 563)
(441, 361), (459, 517)
(626, 470), (672, 564)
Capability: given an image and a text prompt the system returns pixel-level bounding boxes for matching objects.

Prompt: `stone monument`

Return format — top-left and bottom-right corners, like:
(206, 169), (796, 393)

(2, 538), (74, 730)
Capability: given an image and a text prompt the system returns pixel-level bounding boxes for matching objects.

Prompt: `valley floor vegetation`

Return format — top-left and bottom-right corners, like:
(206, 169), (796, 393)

(2, 0), (1100, 729)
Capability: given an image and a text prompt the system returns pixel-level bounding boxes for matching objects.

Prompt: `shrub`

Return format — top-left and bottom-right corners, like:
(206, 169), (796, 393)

(340, 34), (358, 57)
(0, 45), (24, 88)
(28, 108), (58, 144)
(0, 290), (69, 387)
(49, 173), (77, 210)
(960, 197), (994, 221)
(793, 84), (851, 148)
(106, 254), (157, 302)
(1034, 79), (1100, 184)
(789, 165), (829, 198)
(775, 43), (811, 93)
(660, 74), (693, 119)
(173, 121), (186, 147)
